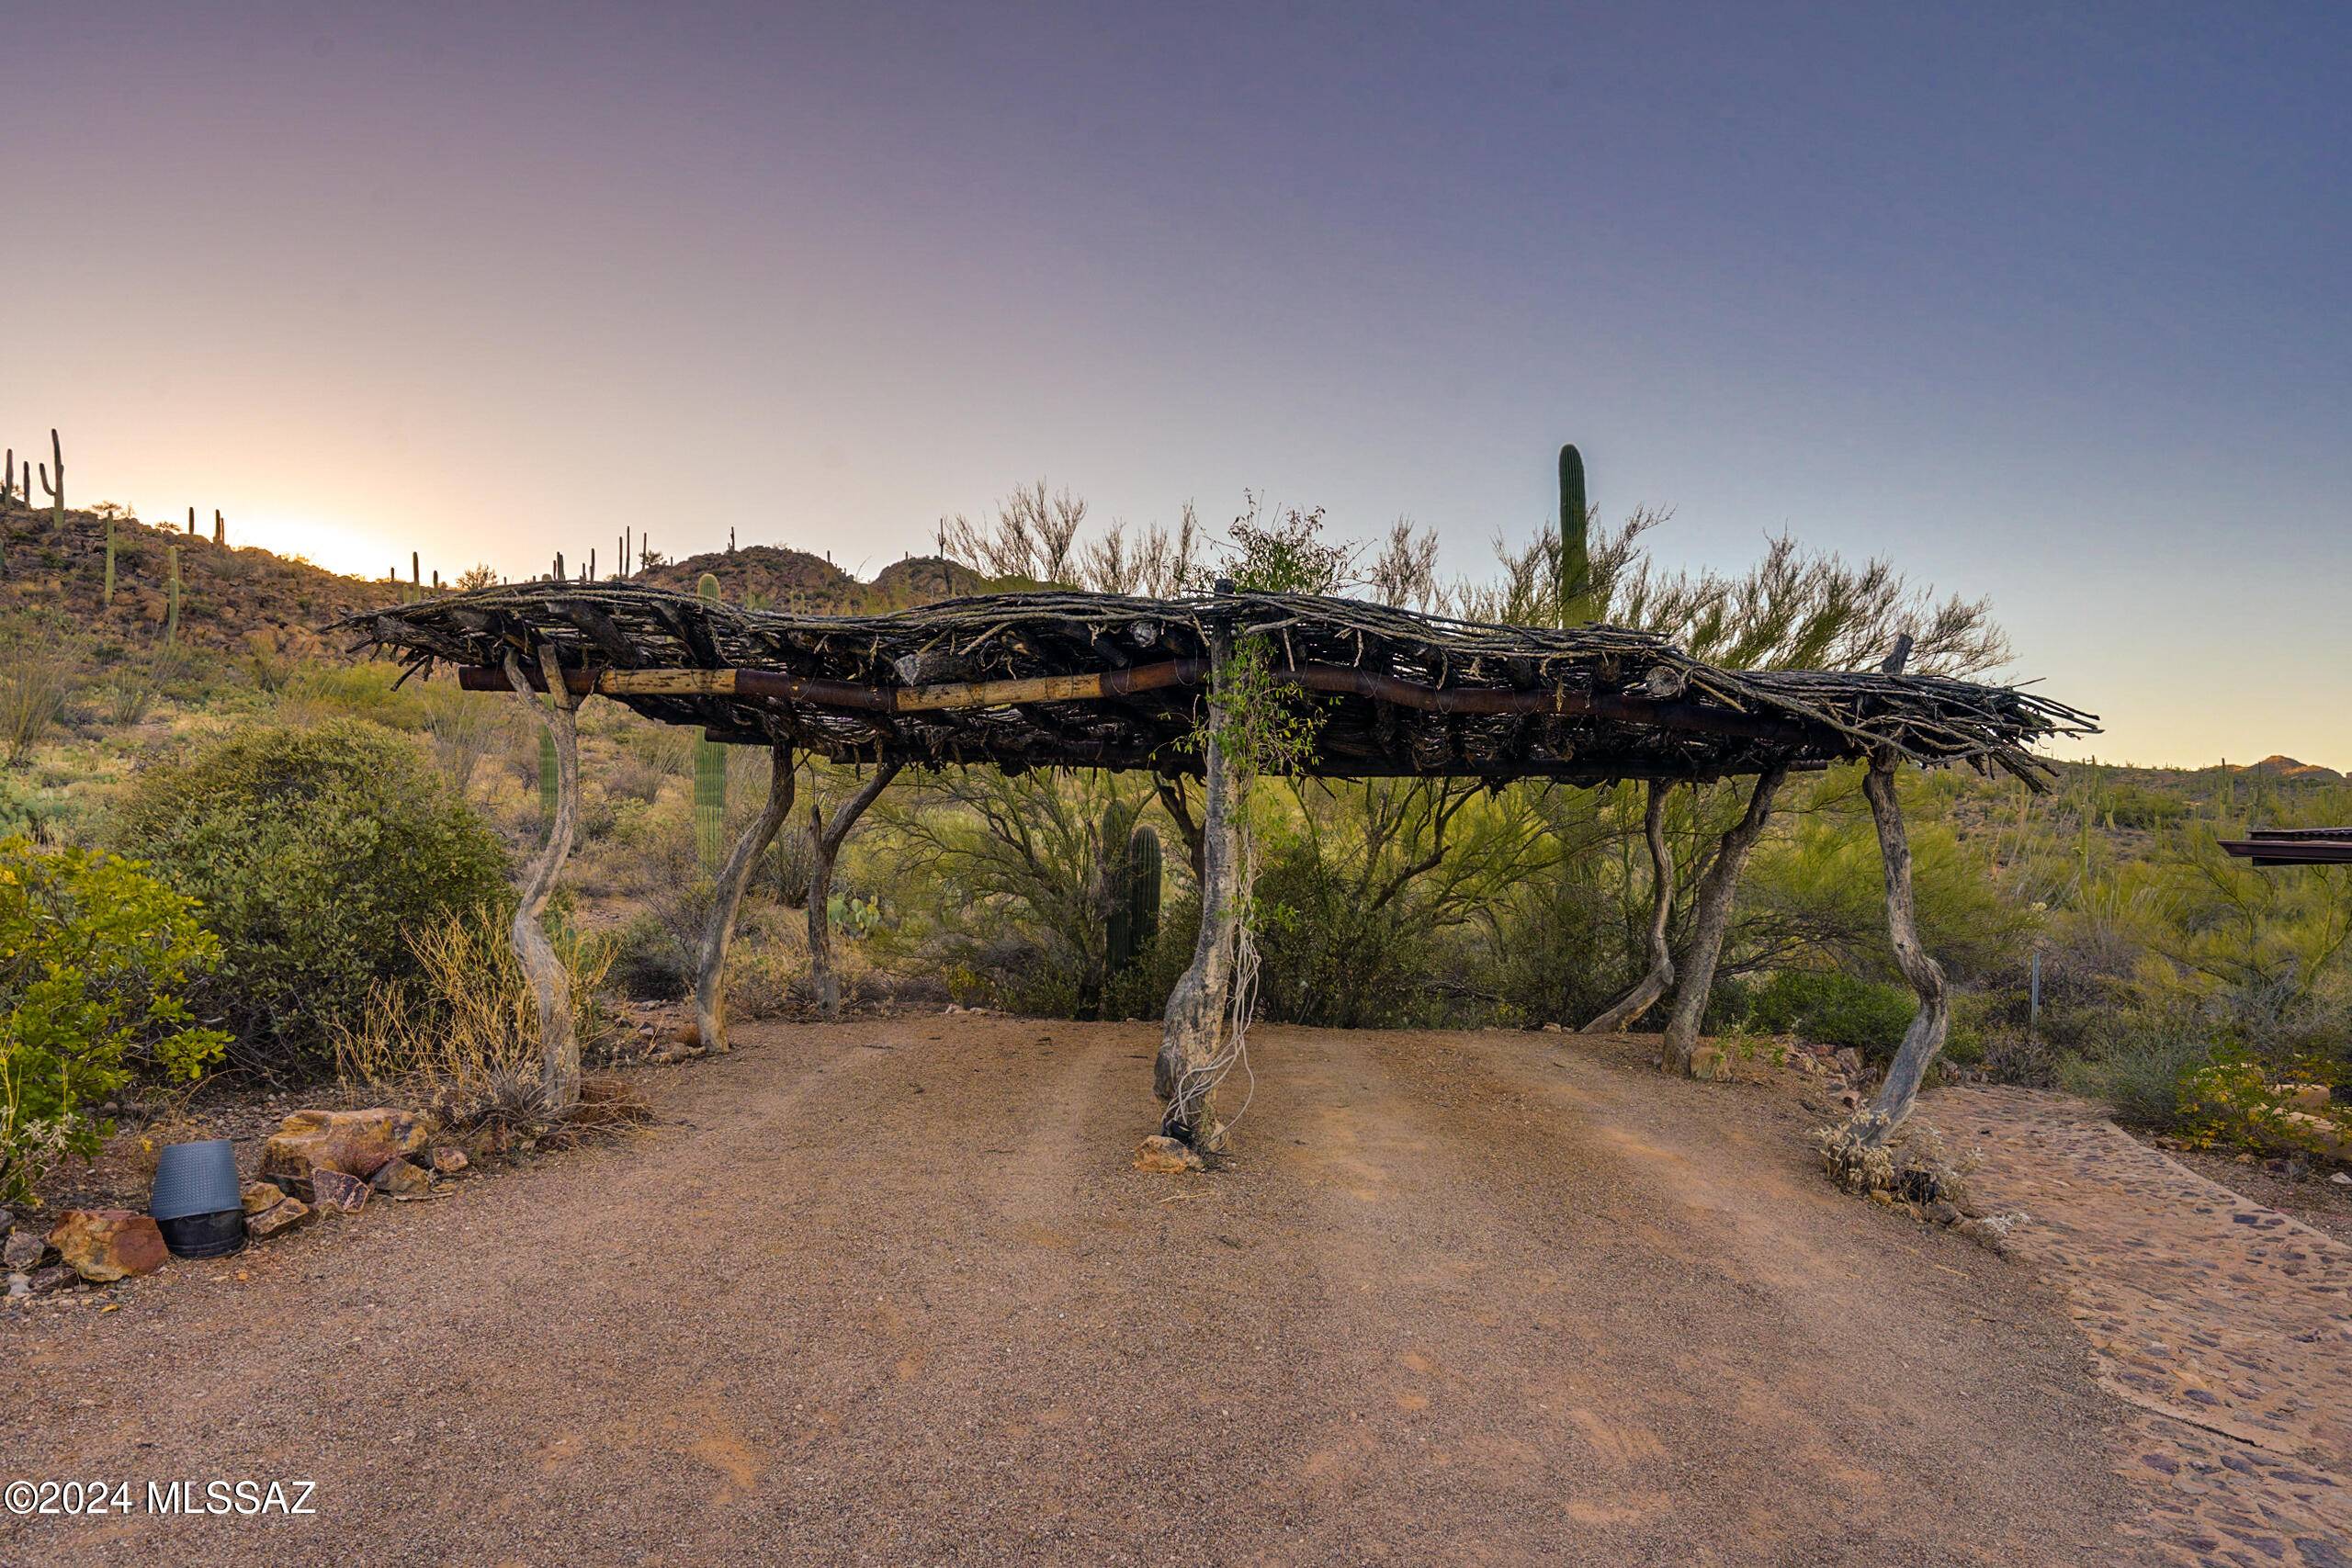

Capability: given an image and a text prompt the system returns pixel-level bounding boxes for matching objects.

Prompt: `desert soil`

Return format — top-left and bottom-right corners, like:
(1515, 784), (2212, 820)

(0, 1021), (2335, 1565)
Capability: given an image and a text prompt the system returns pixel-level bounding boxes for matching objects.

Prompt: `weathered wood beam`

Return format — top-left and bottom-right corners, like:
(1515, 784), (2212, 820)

(1157, 629), (1243, 1148)
(454, 658), (1828, 744)
(1581, 781), (1678, 1033)
(1659, 766), (1787, 1077)
(807, 761), (902, 1020)
(692, 745), (797, 1054)
(1848, 760), (1951, 1145)
(499, 645), (585, 1112)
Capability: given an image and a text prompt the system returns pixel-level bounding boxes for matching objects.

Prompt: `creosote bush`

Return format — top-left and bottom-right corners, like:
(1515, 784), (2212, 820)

(110, 718), (510, 1074)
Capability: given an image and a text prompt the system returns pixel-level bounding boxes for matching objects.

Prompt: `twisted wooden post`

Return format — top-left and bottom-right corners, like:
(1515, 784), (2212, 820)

(500, 645), (585, 1112)
(1157, 627), (1243, 1145)
(1582, 780), (1677, 1032)
(1660, 766), (1786, 1076)
(693, 744), (797, 1053)
(807, 760), (901, 1020)
(1849, 758), (1950, 1145)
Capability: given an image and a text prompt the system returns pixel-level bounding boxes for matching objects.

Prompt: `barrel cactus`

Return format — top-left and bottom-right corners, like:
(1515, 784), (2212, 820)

(693, 572), (728, 870)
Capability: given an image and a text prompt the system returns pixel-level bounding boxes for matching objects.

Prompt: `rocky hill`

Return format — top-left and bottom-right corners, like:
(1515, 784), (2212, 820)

(0, 497), (1007, 663)
(0, 499), (404, 658)
(637, 544), (997, 613)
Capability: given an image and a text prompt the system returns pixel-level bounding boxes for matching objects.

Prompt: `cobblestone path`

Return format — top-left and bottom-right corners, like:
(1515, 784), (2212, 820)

(1933, 1086), (2352, 1568)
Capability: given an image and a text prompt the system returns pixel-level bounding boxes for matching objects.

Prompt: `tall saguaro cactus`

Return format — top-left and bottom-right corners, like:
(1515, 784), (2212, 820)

(164, 547), (182, 642)
(102, 516), (117, 606)
(693, 572), (729, 870)
(1106, 822), (1164, 978)
(1558, 443), (1591, 626)
(39, 429), (63, 526)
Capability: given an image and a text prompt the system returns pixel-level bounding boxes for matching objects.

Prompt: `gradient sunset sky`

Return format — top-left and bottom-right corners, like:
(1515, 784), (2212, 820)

(7, 3), (2346, 767)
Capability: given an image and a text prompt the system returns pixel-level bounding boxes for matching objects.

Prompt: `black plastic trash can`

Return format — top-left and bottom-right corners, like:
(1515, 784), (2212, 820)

(150, 1139), (246, 1258)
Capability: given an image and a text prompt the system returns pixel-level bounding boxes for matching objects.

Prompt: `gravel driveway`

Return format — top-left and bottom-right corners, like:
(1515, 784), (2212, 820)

(1, 1021), (2136, 1565)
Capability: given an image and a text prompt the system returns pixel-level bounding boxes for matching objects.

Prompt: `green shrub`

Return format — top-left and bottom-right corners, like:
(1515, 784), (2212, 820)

(0, 838), (230, 1202)
(2058, 1031), (2213, 1129)
(1743, 969), (1917, 1060)
(109, 719), (509, 1073)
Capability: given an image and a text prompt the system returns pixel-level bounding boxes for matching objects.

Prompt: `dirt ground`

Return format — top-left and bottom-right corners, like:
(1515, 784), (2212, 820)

(0, 1021), (2165, 1564)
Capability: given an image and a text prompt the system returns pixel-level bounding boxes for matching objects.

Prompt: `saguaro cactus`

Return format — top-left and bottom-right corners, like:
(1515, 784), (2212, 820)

(165, 546), (182, 643)
(693, 572), (729, 870)
(214, 510), (224, 547)
(102, 516), (117, 606)
(1558, 443), (1590, 626)
(537, 729), (560, 820)
(1106, 822), (1164, 976)
(4, 448), (13, 505)
(39, 429), (63, 526)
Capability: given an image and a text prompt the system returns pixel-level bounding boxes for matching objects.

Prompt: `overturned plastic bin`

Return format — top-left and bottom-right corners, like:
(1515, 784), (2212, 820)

(150, 1138), (247, 1258)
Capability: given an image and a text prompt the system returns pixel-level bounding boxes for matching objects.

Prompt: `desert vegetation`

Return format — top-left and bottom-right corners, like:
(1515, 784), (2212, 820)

(1, 468), (2346, 1208)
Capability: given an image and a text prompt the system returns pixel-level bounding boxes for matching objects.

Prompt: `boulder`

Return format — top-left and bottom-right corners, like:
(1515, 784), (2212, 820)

(45, 1210), (169, 1282)
(310, 1168), (370, 1215)
(2279, 1082), (2332, 1111)
(258, 1108), (430, 1184)
(245, 1197), (311, 1239)
(429, 1146), (469, 1176)
(1133, 1135), (1204, 1174)
(240, 1181), (287, 1214)
(368, 1158), (433, 1197)
(1832, 1047), (1862, 1076)
(2282, 1111), (2350, 1160)
(3, 1229), (47, 1271)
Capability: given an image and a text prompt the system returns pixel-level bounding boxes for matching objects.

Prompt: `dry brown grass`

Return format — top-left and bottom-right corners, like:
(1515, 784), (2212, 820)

(333, 907), (613, 1125)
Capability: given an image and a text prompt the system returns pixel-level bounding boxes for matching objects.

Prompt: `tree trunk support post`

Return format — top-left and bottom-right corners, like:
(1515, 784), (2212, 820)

(500, 645), (586, 1113)
(807, 760), (902, 1021)
(694, 744), (797, 1053)
(1660, 765), (1787, 1077)
(1849, 758), (1950, 1145)
(1582, 780), (1677, 1032)
(1157, 627), (1243, 1145)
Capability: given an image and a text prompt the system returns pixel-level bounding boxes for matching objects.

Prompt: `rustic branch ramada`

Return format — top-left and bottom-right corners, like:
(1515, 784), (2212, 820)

(343, 582), (2095, 1156)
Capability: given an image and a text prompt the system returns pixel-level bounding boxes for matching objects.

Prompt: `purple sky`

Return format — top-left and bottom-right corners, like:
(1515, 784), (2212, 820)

(8, 3), (2347, 766)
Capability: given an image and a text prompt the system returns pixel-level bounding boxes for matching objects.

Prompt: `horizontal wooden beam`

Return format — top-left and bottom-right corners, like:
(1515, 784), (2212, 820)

(455, 656), (1822, 746)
